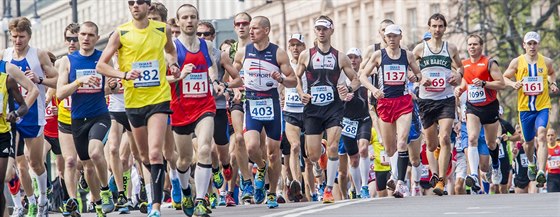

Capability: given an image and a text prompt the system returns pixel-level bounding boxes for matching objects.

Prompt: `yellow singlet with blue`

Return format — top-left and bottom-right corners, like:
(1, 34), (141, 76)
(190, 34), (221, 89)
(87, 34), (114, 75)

(516, 54), (550, 112)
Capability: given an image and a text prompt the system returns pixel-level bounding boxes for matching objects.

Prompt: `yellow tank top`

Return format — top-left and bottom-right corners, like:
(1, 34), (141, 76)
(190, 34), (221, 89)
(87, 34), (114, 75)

(0, 64), (10, 134)
(371, 128), (390, 171)
(57, 97), (71, 125)
(117, 20), (171, 108)
(516, 54), (551, 111)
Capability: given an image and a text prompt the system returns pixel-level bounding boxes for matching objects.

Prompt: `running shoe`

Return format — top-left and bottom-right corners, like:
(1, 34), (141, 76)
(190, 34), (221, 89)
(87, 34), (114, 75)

(241, 182), (254, 200)
(11, 207), (24, 217)
(254, 165), (267, 190)
(218, 194), (226, 206)
(433, 178), (445, 196)
(289, 180), (303, 202)
(528, 163), (537, 181)
(429, 173), (439, 188)
(386, 178), (396, 191)
(360, 186), (370, 199)
(266, 193), (278, 209)
(349, 189), (357, 199)
(181, 196), (194, 216)
(95, 205), (105, 217)
(78, 172), (88, 191)
(8, 175), (20, 195)
(277, 194), (286, 204)
(254, 187), (266, 204)
(392, 181), (404, 198)
(465, 174), (481, 192)
(491, 164), (502, 185)
(322, 188), (334, 204)
(411, 183), (422, 197)
(536, 170), (547, 186)
(108, 175), (117, 196)
(171, 178), (182, 207)
(100, 189), (115, 213)
(213, 169), (224, 189)
(193, 200), (210, 217)
(139, 202), (149, 214)
(225, 192), (236, 207)
(62, 198), (80, 217)
(209, 193), (217, 209)
(27, 203), (38, 217)
(116, 195), (131, 214)
(147, 209), (160, 217)
(311, 192), (318, 202)
(223, 164), (233, 181)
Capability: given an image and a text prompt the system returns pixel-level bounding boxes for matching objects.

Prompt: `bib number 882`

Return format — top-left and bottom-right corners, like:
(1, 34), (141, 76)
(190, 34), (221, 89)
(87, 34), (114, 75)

(138, 69), (159, 81)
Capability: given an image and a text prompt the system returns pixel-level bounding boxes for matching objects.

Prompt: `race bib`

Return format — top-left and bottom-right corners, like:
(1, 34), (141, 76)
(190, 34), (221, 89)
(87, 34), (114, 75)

(522, 76), (543, 96)
(76, 69), (103, 93)
(341, 117), (359, 138)
(467, 85), (486, 103)
(17, 84), (29, 99)
(285, 88), (303, 107)
(132, 60), (160, 88)
(310, 86), (334, 106)
(45, 103), (54, 118)
(425, 71), (446, 92)
(520, 153), (529, 167)
(498, 144), (505, 158)
(182, 72), (209, 97)
(421, 164), (429, 178)
(383, 65), (406, 86)
(379, 151), (389, 164)
(116, 78), (124, 94)
(548, 156), (560, 169)
(63, 97), (72, 111)
(249, 98), (274, 121)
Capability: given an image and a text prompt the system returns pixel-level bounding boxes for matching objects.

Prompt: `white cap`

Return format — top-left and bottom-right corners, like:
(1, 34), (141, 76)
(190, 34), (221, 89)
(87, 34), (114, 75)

(524, 31), (540, 43)
(288, 33), (304, 43)
(346, 47), (361, 57)
(314, 19), (333, 29)
(384, 24), (402, 35)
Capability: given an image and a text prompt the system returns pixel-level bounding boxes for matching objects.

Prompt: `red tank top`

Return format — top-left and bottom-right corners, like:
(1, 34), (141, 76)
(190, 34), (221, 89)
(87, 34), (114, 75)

(170, 42), (216, 126)
(44, 98), (59, 138)
(547, 143), (560, 174)
(462, 56), (497, 106)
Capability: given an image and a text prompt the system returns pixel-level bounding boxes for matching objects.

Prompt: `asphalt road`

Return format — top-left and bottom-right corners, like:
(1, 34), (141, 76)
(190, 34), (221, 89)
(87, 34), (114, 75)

(77, 193), (560, 217)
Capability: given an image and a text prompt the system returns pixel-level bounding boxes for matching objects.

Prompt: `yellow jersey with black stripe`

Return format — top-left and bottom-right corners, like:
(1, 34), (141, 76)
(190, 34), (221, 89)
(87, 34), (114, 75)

(371, 128), (390, 171)
(516, 54), (551, 111)
(0, 61), (9, 133)
(57, 97), (71, 125)
(117, 20), (171, 108)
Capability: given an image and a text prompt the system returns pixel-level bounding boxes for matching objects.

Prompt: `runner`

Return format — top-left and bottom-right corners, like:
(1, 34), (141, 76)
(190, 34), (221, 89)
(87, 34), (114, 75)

(412, 13), (464, 196)
(282, 33), (307, 201)
(371, 127), (390, 197)
(503, 31), (558, 187)
(0, 58), (37, 217)
(546, 128), (560, 192)
(454, 34), (505, 193)
(340, 47), (373, 199)
(57, 21), (114, 216)
(1, 17), (58, 216)
(167, 18), (181, 39)
(493, 108), (518, 193)
(359, 24), (424, 197)
(96, 0), (181, 216)
(233, 15), (297, 208)
(294, 15), (361, 203)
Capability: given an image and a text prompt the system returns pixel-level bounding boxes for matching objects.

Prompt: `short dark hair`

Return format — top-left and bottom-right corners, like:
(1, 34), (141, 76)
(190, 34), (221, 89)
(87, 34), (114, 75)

(176, 4), (198, 19)
(253, 16), (270, 29)
(64, 23), (80, 38)
(428, 13), (447, 27)
(380, 19), (394, 25)
(47, 52), (57, 65)
(467, 34), (484, 46)
(9, 17), (32, 35)
(167, 18), (178, 27)
(149, 2), (168, 21)
(198, 22), (215, 35)
(220, 39), (236, 50)
(81, 21), (99, 35)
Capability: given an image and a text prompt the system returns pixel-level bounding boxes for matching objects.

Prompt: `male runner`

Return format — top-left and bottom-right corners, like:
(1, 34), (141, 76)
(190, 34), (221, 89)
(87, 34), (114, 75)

(57, 21), (114, 216)
(454, 34), (505, 192)
(360, 24), (424, 197)
(97, 0), (181, 216)
(1, 17), (58, 216)
(503, 31), (558, 187)
(412, 13), (464, 196)
(233, 15), (297, 208)
(546, 128), (560, 192)
(295, 15), (360, 203)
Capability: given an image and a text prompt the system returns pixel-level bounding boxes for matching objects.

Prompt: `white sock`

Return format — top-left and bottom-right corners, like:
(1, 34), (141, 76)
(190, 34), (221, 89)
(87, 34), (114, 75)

(195, 165), (212, 199)
(145, 183), (153, 204)
(32, 171), (48, 205)
(390, 153), (399, 180)
(326, 159), (339, 187)
(359, 157), (370, 187)
(178, 167), (191, 190)
(169, 168), (179, 180)
(28, 195), (36, 204)
(131, 167), (141, 196)
(349, 166), (361, 190)
(468, 147), (480, 176)
(412, 164), (421, 183)
(11, 193), (22, 208)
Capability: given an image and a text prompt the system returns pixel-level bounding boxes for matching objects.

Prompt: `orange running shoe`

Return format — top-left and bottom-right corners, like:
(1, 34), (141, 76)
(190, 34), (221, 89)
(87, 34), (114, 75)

(322, 188), (334, 204)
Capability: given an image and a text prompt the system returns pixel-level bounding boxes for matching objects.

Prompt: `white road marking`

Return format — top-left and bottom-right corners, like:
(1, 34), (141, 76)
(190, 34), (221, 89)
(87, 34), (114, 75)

(444, 211), (494, 215)
(282, 198), (386, 217)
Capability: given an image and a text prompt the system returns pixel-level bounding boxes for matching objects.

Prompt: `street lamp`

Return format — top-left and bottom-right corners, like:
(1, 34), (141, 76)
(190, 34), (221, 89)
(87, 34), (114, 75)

(2, 0), (13, 48)
(31, 0), (41, 31)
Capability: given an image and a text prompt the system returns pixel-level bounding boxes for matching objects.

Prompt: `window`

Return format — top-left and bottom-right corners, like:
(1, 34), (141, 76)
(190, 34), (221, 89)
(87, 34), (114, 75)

(407, 8), (418, 44)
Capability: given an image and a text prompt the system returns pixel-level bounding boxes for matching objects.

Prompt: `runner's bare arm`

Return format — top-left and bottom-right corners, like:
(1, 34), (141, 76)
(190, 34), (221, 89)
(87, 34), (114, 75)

(502, 58), (520, 89)
(220, 51), (242, 88)
(359, 45), (375, 70)
(359, 50), (381, 94)
(545, 58), (558, 93)
(412, 43), (424, 61)
(339, 52), (361, 92)
(275, 48), (297, 88)
(485, 60), (505, 90)
(7, 77), (29, 121)
(97, 32), (126, 79)
(38, 49), (59, 88)
(6, 63), (38, 109)
(56, 56), (78, 99)
(449, 44), (464, 85)
(165, 25), (180, 77)
(407, 51), (423, 82)
(295, 50), (310, 103)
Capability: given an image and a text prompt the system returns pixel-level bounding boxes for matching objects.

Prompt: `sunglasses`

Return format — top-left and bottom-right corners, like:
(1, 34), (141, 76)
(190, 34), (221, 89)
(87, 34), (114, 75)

(234, 21), (250, 27)
(196, 32), (213, 37)
(128, 0), (150, 6)
(65, 37), (78, 42)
